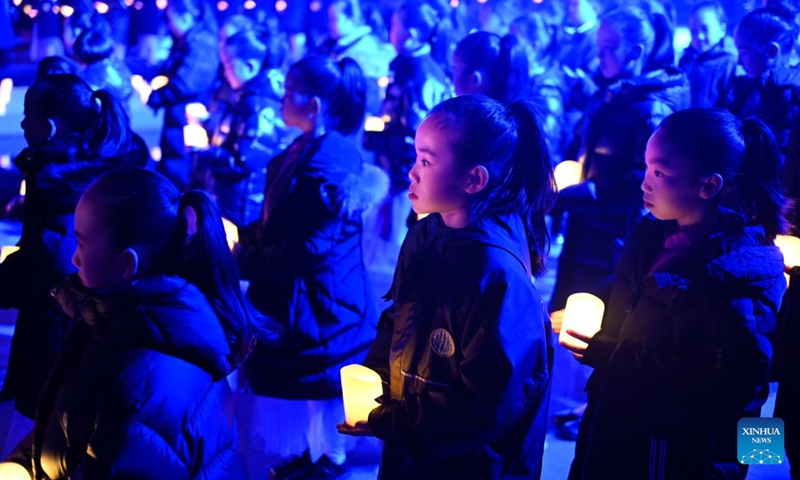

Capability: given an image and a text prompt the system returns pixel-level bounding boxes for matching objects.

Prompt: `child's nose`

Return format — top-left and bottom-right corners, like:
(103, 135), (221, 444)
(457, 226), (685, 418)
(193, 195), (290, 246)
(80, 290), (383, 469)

(408, 164), (419, 183)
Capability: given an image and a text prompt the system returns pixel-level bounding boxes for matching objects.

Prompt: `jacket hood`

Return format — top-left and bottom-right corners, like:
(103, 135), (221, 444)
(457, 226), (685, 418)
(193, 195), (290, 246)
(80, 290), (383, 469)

(52, 275), (236, 379)
(425, 213), (533, 277)
(682, 36), (737, 63)
(608, 67), (690, 111)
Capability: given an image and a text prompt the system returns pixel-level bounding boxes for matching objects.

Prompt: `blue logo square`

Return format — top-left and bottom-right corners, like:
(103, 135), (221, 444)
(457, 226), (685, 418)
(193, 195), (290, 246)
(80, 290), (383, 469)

(738, 417), (785, 465)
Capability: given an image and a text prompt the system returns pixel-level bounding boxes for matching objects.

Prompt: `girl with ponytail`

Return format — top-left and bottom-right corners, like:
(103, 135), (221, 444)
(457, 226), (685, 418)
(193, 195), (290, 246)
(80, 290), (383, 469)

(565, 108), (788, 479)
(340, 95), (556, 479)
(451, 30), (530, 104)
(4, 168), (258, 478)
(235, 54), (387, 479)
(0, 74), (141, 439)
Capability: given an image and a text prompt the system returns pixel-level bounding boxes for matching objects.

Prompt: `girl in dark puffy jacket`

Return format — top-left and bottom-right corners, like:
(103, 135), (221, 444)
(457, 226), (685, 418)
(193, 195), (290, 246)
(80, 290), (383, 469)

(196, 28), (288, 226)
(679, 0), (737, 108)
(0, 74), (140, 433)
(566, 108), (788, 479)
(235, 54), (386, 480)
(340, 95), (556, 480)
(5, 168), (261, 479)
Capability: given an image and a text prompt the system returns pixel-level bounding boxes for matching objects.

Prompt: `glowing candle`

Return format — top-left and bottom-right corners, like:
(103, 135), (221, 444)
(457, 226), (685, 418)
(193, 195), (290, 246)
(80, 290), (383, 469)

(0, 462), (31, 479)
(185, 102), (209, 122)
(150, 75), (170, 91)
(558, 293), (604, 352)
(775, 235), (800, 267)
(554, 160), (582, 191)
(19, 180), (25, 197)
(221, 217), (239, 251)
(340, 364), (382, 426)
(0, 246), (20, 263)
(364, 116), (385, 132)
(183, 124), (209, 149)
(130, 75), (152, 104)
(0, 78), (13, 104)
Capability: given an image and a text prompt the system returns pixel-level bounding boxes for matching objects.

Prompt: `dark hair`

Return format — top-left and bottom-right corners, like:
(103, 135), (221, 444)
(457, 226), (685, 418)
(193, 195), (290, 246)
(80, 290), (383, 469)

(601, 5), (675, 72)
(169, 0), (218, 33)
(454, 31), (530, 104)
(737, 5), (797, 54)
(511, 11), (561, 64)
(427, 95), (557, 276)
(25, 74), (131, 160)
(329, 0), (389, 41)
(221, 13), (254, 37)
(36, 56), (80, 79)
(655, 108), (789, 238)
(689, 0), (728, 25)
(225, 28), (284, 71)
(73, 27), (115, 65)
(289, 55), (366, 135)
(396, 1), (439, 48)
(82, 169), (263, 366)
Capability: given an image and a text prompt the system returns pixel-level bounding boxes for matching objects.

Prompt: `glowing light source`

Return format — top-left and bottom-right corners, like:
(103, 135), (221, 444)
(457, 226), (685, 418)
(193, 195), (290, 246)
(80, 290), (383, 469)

(93, 1), (109, 14)
(364, 116), (385, 132)
(309, 0), (321, 11)
(0, 78), (13, 104)
(150, 146), (162, 162)
(125, 0), (134, 5)
(275, 0), (286, 12)
(376, 76), (389, 88)
(183, 124), (209, 149)
(150, 75), (169, 90)
(217, 0), (228, 10)
(0, 155), (11, 170)
(340, 364), (382, 426)
(53, 5), (59, 13)
(243, 0), (256, 9)
(449, 0), (459, 7)
(554, 160), (582, 191)
(12, 0), (22, 6)
(673, 26), (691, 52)
(134, 1), (143, 9)
(19, 180), (25, 197)
(0, 246), (20, 264)
(477, 0), (487, 4)
(131, 74), (152, 103)
(156, 0), (167, 9)
(0, 462), (30, 479)
(221, 218), (239, 251)
(775, 235), (800, 267)
(185, 102), (209, 122)
(558, 293), (604, 354)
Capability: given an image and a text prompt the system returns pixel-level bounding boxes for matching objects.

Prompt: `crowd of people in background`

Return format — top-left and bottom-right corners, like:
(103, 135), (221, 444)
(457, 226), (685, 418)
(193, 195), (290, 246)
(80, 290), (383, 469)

(0, 0), (799, 478)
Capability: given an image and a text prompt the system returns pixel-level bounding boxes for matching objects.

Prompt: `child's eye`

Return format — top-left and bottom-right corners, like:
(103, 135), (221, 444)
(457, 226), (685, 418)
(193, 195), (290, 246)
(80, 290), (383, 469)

(654, 171), (665, 178)
(418, 158), (430, 167)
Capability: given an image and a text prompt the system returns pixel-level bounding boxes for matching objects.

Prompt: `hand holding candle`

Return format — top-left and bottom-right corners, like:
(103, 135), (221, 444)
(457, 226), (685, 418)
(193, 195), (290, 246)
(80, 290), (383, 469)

(339, 364), (382, 427)
(558, 293), (605, 358)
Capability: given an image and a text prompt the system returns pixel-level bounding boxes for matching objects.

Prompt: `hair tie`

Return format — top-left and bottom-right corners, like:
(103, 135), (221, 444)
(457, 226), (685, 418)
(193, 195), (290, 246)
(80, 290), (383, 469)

(91, 92), (102, 115)
(182, 199), (198, 245)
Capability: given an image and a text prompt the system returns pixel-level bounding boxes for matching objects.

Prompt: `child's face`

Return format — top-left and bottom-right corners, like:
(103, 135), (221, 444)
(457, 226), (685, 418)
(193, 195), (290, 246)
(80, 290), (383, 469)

(21, 97), (52, 149)
(408, 115), (470, 218)
(281, 69), (315, 133)
(597, 20), (634, 79)
(642, 131), (708, 226)
(328, 2), (357, 40)
(451, 52), (480, 97)
(734, 29), (770, 79)
(220, 46), (255, 90)
(689, 7), (726, 53)
(73, 197), (129, 289)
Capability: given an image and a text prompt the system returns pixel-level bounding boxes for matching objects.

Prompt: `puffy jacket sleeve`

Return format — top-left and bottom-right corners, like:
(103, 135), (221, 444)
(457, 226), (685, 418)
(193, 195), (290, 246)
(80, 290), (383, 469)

(367, 269), (552, 461)
(147, 31), (219, 110)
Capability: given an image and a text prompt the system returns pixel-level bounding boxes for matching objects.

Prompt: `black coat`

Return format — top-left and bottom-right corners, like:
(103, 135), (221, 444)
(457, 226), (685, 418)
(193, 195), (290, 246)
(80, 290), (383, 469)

(13, 276), (247, 479)
(679, 36), (737, 108)
(570, 211), (785, 479)
(365, 214), (553, 480)
(237, 131), (386, 399)
(0, 137), (139, 419)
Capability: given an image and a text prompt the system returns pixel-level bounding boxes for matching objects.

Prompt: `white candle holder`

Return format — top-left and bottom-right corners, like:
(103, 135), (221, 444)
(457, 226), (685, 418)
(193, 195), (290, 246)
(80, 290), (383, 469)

(558, 293), (605, 351)
(340, 364), (382, 426)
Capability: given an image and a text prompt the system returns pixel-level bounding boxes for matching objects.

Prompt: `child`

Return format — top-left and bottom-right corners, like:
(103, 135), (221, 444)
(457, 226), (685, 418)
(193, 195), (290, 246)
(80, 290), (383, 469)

(679, 0), (737, 108)
(0, 74), (140, 451)
(146, 0), (219, 189)
(566, 108), (788, 478)
(451, 31), (530, 104)
(730, 5), (800, 156)
(73, 26), (134, 110)
(235, 55), (385, 480)
(197, 29), (288, 225)
(5, 168), (258, 478)
(340, 95), (556, 479)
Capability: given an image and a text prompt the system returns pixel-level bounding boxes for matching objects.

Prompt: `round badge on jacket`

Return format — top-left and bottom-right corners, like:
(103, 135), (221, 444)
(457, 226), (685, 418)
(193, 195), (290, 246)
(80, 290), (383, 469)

(430, 328), (456, 358)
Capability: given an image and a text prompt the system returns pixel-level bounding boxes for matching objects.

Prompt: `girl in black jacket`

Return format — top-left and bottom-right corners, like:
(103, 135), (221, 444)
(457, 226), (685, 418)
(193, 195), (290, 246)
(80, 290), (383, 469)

(5, 168), (260, 479)
(340, 95), (556, 480)
(565, 108), (789, 479)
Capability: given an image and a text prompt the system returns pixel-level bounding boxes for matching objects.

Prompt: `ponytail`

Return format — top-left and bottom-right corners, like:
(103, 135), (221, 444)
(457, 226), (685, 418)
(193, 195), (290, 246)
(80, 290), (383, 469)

(738, 117), (789, 238)
(496, 34), (530, 103)
(83, 89), (131, 160)
(507, 100), (557, 276)
(333, 57), (367, 135)
(175, 191), (260, 367)
(645, 12), (675, 72)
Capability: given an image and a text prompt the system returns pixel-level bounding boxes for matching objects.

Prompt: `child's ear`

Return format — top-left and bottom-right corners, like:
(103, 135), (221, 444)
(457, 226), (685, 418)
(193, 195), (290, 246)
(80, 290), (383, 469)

(309, 95), (321, 117)
(700, 173), (724, 199)
(626, 43), (645, 62)
(48, 118), (57, 140)
(464, 165), (489, 194)
(470, 70), (483, 90)
(247, 58), (261, 76)
(122, 248), (139, 281)
(766, 41), (780, 59)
